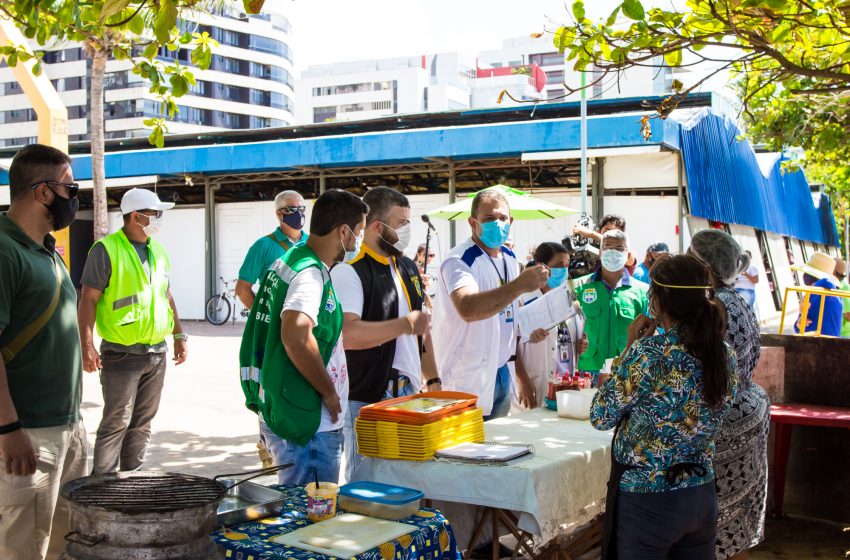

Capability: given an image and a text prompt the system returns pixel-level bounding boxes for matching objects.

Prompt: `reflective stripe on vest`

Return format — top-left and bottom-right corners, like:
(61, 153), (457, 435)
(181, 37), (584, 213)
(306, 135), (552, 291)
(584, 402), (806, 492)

(94, 229), (174, 346)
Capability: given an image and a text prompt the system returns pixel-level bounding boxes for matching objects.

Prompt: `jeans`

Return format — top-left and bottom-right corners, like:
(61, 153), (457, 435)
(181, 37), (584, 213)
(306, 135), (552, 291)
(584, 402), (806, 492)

(0, 421), (88, 560)
(617, 482), (718, 560)
(736, 287), (756, 307)
(93, 351), (167, 474)
(483, 364), (511, 422)
(259, 421), (343, 486)
(343, 378), (416, 482)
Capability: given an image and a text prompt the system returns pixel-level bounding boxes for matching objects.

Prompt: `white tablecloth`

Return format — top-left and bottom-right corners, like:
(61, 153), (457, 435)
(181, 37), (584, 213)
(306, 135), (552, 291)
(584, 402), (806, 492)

(352, 408), (613, 546)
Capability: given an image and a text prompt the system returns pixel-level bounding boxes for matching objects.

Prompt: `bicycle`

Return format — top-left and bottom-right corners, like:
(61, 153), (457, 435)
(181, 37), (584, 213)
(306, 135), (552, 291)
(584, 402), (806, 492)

(205, 277), (248, 325)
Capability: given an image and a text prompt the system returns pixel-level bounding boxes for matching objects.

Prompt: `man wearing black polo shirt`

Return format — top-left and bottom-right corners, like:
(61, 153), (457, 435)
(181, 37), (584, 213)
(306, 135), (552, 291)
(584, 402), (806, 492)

(331, 187), (439, 481)
(0, 144), (88, 560)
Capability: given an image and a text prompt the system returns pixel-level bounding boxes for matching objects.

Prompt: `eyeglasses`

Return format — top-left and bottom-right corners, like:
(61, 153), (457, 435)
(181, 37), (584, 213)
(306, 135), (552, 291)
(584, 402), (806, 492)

(137, 209), (163, 219)
(428, 253), (436, 258)
(280, 205), (306, 214)
(31, 181), (80, 199)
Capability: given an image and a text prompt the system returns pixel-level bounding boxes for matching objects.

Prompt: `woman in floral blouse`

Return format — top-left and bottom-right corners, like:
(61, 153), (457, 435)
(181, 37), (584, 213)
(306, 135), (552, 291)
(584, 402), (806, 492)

(591, 254), (738, 560)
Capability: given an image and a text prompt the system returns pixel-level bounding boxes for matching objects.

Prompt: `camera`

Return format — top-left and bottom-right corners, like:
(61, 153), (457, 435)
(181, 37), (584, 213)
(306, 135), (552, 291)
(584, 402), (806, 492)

(563, 213), (598, 279)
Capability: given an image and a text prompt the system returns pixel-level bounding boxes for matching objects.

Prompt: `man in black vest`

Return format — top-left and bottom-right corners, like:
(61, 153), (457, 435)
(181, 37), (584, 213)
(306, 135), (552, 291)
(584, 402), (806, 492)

(331, 187), (439, 481)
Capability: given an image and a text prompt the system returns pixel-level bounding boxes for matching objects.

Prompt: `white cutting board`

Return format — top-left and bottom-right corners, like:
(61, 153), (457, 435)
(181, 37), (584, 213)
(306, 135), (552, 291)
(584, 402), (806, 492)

(272, 513), (417, 557)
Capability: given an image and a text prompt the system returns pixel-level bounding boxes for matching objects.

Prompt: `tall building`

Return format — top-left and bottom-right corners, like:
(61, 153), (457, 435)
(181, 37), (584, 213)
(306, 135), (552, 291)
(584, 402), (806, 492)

(0, 1), (294, 148)
(296, 52), (547, 124)
(478, 35), (674, 103)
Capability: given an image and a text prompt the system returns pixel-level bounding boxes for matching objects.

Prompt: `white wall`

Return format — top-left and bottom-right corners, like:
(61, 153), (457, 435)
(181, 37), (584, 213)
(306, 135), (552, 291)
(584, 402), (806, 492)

(105, 207), (207, 320)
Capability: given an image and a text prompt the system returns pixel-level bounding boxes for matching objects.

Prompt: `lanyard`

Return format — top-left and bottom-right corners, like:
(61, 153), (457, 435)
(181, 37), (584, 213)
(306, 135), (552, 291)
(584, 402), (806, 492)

(487, 254), (509, 286)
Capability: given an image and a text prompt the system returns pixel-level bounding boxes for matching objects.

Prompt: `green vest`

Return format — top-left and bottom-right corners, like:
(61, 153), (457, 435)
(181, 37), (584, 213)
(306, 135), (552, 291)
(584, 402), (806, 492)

(94, 230), (174, 346)
(575, 276), (648, 371)
(239, 245), (343, 446)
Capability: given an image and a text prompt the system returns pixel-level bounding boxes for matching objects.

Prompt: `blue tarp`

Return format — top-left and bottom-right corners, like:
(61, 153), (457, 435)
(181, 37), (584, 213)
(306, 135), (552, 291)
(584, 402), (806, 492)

(677, 110), (839, 246)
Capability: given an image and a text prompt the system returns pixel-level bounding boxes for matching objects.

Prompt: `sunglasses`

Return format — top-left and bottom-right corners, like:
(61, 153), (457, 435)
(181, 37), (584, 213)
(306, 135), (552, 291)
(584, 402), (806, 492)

(31, 181), (80, 198)
(280, 205), (306, 214)
(428, 253), (436, 258)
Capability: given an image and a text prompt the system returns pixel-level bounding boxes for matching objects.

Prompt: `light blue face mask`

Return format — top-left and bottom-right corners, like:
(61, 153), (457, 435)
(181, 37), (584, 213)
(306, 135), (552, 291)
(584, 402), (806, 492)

(547, 267), (568, 289)
(646, 296), (665, 335)
(476, 219), (511, 249)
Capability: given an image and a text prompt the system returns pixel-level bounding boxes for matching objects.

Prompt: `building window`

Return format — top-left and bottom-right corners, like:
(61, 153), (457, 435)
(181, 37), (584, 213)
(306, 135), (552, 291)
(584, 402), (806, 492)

(188, 80), (208, 96)
(373, 81), (393, 91)
(546, 70), (564, 84)
(215, 82), (243, 102)
(214, 55), (243, 74)
(249, 35), (291, 60)
(313, 106), (337, 123)
(251, 116), (270, 128)
(4, 81), (23, 94)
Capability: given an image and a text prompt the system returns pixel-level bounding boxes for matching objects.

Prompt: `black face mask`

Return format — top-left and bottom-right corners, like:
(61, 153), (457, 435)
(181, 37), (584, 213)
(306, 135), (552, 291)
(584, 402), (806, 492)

(281, 209), (305, 231)
(43, 189), (79, 230)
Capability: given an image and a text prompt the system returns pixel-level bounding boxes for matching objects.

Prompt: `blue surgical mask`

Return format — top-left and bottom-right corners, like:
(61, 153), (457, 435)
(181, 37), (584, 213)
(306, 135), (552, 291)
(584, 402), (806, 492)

(600, 249), (628, 272)
(476, 219), (511, 249)
(646, 297), (665, 335)
(547, 267), (568, 289)
(342, 226), (363, 262)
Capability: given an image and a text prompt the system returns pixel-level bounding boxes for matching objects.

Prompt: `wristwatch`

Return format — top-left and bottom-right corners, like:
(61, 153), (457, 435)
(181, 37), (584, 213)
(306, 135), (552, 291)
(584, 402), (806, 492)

(173, 333), (189, 341)
(426, 377), (442, 388)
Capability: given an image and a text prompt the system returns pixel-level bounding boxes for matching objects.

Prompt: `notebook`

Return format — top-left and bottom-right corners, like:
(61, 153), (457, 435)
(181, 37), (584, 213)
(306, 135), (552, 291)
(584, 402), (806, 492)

(434, 442), (534, 463)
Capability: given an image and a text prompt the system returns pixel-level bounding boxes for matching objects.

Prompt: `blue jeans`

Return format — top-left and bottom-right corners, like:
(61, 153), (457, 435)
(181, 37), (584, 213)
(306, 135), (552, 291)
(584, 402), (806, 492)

(735, 287), (756, 307)
(483, 364), (511, 422)
(259, 421), (343, 486)
(617, 482), (718, 560)
(343, 378), (417, 482)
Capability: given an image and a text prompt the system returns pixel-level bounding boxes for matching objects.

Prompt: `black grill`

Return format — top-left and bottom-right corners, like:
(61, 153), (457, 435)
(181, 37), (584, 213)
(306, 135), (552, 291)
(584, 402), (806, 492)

(65, 472), (225, 513)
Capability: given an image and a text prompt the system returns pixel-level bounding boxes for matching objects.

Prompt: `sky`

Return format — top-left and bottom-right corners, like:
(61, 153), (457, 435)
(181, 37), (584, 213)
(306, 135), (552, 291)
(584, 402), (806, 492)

(287, 0), (600, 72)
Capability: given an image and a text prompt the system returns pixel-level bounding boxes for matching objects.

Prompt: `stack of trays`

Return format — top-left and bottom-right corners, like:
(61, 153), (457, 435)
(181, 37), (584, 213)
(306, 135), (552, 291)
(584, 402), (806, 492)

(355, 392), (485, 461)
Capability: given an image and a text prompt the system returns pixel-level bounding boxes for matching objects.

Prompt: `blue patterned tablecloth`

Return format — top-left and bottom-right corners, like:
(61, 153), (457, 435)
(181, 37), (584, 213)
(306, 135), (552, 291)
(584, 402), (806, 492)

(214, 485), (460, 560)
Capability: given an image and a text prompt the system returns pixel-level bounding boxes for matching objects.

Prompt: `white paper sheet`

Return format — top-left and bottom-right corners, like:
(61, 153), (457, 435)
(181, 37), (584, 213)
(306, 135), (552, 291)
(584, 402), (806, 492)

(517, 284), (577, 343)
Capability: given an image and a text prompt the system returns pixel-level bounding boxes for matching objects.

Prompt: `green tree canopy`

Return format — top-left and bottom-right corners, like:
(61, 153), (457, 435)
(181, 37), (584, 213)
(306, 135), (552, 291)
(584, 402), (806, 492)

(552, 0), (850, 235)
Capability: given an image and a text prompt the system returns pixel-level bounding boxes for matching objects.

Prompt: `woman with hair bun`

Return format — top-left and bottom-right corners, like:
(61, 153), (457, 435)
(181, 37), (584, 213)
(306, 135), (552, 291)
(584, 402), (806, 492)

(591, 254), (738, 560)
(690, 229), (770, 560)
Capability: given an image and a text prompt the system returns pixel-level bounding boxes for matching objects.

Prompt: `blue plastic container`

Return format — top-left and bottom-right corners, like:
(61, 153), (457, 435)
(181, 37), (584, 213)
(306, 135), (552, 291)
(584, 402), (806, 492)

(338, 481), (424, 520)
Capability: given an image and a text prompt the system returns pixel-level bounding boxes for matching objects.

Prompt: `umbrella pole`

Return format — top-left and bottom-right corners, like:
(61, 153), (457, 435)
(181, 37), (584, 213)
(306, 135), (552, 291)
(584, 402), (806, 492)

(580, 70), (588, 216)
(449, 160), (457, 247)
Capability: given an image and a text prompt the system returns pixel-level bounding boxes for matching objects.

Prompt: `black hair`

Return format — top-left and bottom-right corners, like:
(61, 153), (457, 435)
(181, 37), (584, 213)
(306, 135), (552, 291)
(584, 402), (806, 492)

(531, 242), (568, 266)
(650, 254), (731, 408)
(362, 186), (409, 225)
(597, 214), (626, 232)
(309, 189), (369, 236)
(9, 144), (72, 200)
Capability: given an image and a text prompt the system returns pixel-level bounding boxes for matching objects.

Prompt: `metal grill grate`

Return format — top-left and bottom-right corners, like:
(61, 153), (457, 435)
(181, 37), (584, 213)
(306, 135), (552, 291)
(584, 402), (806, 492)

(66, 472), (225, 513)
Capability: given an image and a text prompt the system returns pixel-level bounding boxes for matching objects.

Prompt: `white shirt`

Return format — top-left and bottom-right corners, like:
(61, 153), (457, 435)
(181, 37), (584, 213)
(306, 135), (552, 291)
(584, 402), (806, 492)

(735, 265), (758, 290)
(281, 265), (349, 432)
(432, 238), (519, 415)
(331, 259), (422, 391)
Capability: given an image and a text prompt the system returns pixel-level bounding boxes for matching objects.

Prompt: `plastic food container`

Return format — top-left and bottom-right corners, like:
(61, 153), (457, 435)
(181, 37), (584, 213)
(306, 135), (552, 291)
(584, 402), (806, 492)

(305, 482), (339, 522)
(556, 390), (595, 420)
(338, 481), (424, 520)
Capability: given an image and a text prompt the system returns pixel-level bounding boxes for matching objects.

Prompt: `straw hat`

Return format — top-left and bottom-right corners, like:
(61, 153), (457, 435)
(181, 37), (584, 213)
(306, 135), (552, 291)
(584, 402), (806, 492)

(791, 252), (836, 280)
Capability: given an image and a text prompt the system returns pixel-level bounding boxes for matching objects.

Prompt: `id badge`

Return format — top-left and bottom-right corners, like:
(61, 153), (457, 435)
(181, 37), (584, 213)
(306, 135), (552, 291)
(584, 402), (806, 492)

(504, 304), (514, 323)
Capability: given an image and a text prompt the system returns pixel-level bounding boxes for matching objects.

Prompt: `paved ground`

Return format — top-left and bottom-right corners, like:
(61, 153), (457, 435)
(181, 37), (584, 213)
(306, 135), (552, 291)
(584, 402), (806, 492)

(79, 321), (848, 558)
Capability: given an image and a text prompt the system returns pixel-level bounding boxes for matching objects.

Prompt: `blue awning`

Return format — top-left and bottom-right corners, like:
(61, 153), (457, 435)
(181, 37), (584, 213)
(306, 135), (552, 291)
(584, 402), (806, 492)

(676, 110), (839, 246)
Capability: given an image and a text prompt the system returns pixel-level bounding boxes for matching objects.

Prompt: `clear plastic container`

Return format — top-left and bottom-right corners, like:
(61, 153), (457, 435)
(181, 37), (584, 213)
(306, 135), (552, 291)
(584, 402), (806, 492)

(556, 389), (595, 420)
(305, 482), (339, 522)
(338, 481), (424, 520)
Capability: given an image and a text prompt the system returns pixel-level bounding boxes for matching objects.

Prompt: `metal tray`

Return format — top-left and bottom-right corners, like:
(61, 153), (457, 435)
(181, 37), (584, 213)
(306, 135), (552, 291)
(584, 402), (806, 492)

(216, 479), (286, 527)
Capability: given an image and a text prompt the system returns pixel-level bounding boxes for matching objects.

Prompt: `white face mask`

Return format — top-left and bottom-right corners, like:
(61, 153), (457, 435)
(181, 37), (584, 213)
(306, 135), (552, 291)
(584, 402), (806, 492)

(601, 249), (628, 272)
(382, 222), (412, 253)
(141, 214), (164, 237)
(342, 226), (363, 262)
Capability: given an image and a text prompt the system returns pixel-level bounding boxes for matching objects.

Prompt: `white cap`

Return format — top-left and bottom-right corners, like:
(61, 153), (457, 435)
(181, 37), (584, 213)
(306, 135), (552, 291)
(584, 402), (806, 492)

(120, 188), (175, 215)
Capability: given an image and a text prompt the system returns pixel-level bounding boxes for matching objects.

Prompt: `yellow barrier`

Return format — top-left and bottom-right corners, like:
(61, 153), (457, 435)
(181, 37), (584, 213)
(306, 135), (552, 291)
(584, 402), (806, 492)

(779, 285), (850, 337)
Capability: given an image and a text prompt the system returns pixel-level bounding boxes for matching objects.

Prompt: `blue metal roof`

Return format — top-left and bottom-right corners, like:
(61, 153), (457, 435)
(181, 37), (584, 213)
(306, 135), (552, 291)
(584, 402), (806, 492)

(677, 110), (839, 246)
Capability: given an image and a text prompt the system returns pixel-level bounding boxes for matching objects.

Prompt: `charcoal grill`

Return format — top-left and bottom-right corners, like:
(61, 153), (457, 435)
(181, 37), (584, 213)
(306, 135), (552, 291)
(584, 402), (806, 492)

(59, 466), (288, 560)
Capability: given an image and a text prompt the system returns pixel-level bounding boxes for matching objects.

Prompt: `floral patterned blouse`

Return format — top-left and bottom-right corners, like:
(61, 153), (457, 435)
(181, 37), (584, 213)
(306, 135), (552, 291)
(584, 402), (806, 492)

(590, 326), (738, 493)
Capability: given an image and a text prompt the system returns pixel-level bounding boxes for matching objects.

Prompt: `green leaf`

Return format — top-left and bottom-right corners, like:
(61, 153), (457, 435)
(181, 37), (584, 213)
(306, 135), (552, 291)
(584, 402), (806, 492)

(169, 74), (188, 97)
(7, 53), (18, 67)
(572, 1), (585, 21)
(127, 13), (145, 36)
(143, 118), (158, 126)
(606, 6), (620, 27)
(24, 26), (36, 39)
(154, 0), (177, 44)
(553, 26), (575, 53)
(664, 49), (683, 66)
(622, 0), (645, 20)
(32, 61), (42, 76)
(143, 42), (158, 59)
(179, 31), (193, 44)
(99, 0), (131, 22)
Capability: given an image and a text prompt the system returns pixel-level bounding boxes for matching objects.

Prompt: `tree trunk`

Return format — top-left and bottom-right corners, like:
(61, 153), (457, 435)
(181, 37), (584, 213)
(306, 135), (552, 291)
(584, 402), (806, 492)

(89, 46), (108, 241)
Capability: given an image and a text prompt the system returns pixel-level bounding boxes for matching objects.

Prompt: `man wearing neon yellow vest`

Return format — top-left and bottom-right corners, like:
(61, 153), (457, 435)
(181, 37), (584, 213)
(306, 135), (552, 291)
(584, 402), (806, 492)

(78, 188), (188, 474)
